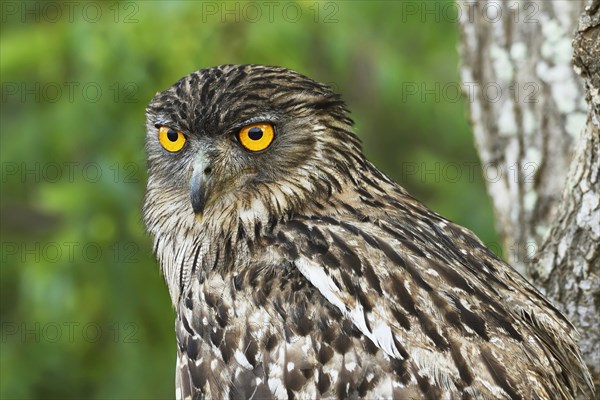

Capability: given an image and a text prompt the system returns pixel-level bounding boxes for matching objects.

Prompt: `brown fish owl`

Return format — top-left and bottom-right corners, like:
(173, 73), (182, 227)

(144, 65), (593, 399)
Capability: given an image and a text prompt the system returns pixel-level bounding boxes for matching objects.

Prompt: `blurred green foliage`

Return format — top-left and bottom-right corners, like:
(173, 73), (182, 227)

(1, 1), (499, 398)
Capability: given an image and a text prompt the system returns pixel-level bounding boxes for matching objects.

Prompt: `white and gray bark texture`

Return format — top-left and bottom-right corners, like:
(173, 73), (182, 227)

(457, 0), (599, 392)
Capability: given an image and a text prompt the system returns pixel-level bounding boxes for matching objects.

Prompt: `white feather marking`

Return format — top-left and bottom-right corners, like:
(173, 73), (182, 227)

(349, 303), (370, 333)
(271, 188), (288, 213)
(297, 177), (313, 190)
(210, 359), (218, 371)
(296, 257), (404, 360)
(424, 268), (440, 277)
(238, 198), (269, 224)
(329, 369), (339, 383)
(267, 348), (287, 399)
(267, 378), (287, 399)
(281, 185), (295, 197)
(287, 362), (295, 372)
(295, 258), (347, 311)
(373, 376), (396, 398)
(302, 341), (311, 354)
(234, 349), (253, 370)
(372, 322), (403, 359)
(176, 354), (184, 400)
(248, 310), (271, 338)
(411, 347), (457, 389)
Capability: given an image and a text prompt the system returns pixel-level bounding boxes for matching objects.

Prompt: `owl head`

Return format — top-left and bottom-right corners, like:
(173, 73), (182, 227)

(143, 64), (361, 302)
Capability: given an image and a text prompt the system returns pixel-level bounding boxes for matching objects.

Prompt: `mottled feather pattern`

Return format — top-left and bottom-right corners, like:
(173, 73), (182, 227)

(143, 65), (594, 399)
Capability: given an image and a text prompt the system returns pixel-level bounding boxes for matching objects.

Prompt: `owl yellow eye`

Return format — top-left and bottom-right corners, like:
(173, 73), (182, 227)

(158, 126), (186, 153)
(238, 123), (274, 152)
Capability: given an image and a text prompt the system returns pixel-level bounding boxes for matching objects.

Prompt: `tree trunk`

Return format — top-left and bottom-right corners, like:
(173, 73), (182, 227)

(457, 0), (599, 391)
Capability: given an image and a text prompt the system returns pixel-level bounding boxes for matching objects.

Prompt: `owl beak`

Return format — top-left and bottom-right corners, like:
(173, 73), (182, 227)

(190, 155), (211, 222)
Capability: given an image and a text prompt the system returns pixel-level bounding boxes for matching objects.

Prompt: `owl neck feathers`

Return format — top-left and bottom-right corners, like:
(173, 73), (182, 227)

(145, 168), (361, 307)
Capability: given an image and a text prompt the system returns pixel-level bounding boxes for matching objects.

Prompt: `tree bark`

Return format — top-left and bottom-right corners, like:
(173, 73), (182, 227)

(457, 0), (599, 391)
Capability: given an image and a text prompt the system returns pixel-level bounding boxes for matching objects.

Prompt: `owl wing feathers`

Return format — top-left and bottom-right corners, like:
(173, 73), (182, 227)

(174, 208), (591, 399)
(270, 209), (591, 399)
(173, 207), (591, 400)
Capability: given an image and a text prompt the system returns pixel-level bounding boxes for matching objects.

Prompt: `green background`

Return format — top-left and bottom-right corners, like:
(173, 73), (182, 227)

(1, 1), (499, 398)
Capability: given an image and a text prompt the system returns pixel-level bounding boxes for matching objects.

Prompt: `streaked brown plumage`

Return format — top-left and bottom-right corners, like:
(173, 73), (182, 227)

(143, 64), (594, 399)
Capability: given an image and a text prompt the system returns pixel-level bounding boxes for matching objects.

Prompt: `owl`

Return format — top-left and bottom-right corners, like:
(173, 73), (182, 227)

(143, 65), (593, 399)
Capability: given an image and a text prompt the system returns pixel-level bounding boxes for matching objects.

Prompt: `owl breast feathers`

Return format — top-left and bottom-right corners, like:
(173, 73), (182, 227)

(143, 64), (593, 399)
